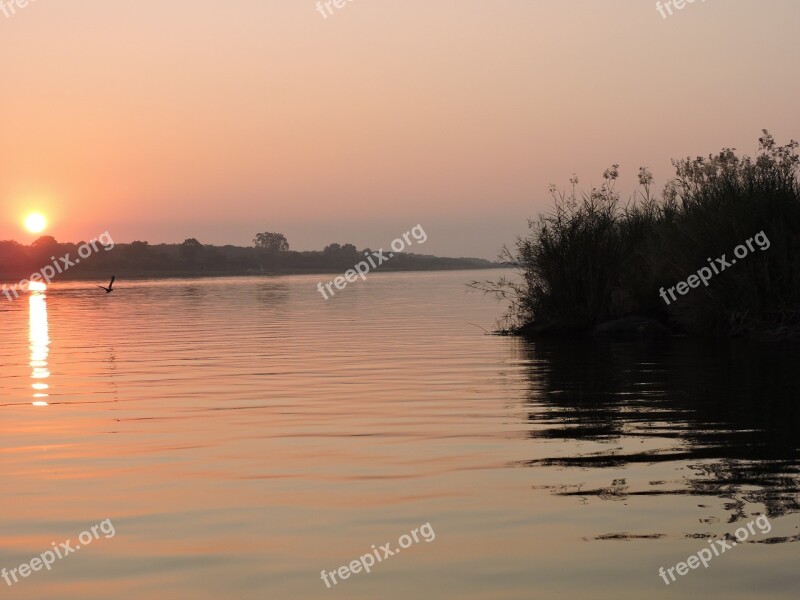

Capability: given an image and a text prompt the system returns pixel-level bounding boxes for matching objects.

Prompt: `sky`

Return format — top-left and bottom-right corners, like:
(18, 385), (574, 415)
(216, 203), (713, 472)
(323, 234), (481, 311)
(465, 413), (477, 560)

(1, 0), (799, 258)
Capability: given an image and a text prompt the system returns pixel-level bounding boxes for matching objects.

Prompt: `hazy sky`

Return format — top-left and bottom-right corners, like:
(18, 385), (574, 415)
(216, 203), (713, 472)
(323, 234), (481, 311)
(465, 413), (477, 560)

(1, 0), (798, 258)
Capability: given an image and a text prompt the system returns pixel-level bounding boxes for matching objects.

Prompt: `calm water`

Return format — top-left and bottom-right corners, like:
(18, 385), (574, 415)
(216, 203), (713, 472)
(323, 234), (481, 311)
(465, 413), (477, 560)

(0, 270), (797, 599)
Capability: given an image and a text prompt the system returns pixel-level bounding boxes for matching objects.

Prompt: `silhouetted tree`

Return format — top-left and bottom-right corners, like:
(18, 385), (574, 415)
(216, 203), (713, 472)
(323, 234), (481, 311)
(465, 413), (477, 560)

(31, 236), (58, 249)
(180, 238), (203, 264)
(0, 240), (22, 252)
(0, 240), (24, 271)
(253, 232), (289, 253)
(323, 243), (359, 264)
(126, 240), (150, 260)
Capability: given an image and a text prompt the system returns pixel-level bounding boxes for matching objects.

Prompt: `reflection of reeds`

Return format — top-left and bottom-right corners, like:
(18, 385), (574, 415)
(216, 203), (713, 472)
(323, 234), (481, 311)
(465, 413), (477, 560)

(518, 338), (800, 526)
(475, 131), (800, 335)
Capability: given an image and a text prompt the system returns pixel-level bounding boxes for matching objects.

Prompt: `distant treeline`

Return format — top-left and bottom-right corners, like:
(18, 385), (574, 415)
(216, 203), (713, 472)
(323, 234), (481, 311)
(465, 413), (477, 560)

(0, 235), (498, 282)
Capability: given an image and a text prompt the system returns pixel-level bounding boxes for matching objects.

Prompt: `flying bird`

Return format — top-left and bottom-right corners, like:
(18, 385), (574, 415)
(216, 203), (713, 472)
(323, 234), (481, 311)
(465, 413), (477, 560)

(97, 276), (116, 294)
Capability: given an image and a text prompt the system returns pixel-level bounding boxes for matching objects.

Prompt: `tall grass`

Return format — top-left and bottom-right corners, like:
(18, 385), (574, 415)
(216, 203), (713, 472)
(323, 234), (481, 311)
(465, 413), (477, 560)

(475, 131), (800, 335)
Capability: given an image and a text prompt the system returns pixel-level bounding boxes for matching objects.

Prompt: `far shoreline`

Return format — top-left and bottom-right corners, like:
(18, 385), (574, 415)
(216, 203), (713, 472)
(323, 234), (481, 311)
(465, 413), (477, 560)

(1, 234), (509, 286)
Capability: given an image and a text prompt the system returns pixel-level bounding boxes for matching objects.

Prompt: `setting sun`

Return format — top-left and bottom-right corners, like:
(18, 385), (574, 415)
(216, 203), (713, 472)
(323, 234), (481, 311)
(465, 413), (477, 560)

(24, 212), (47, 234)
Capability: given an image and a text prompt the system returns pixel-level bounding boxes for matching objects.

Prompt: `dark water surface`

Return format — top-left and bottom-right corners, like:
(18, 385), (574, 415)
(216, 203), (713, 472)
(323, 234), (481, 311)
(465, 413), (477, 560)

(1, 270), (797, 599)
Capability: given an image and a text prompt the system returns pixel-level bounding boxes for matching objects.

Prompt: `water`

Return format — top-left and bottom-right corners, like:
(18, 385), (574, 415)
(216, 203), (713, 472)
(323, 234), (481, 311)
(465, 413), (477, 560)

(0, 270), (797, 599)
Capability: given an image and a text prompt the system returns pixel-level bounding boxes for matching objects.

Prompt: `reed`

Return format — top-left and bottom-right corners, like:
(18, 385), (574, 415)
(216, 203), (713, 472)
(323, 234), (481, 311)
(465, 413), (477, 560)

(474, 131), (800, 335)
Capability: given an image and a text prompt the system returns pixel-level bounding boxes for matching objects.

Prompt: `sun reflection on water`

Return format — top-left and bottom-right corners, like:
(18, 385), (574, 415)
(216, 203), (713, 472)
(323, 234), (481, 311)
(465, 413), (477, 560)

(29, 282), (50, 406)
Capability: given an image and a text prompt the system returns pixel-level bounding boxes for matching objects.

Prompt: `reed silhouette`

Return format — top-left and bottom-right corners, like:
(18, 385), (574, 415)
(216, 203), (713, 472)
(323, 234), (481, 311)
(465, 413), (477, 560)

(475, 131), (800, 337)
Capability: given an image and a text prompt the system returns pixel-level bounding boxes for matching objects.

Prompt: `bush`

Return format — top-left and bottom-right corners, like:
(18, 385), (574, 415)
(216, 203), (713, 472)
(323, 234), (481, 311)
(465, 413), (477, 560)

(475, 131), (800, 335)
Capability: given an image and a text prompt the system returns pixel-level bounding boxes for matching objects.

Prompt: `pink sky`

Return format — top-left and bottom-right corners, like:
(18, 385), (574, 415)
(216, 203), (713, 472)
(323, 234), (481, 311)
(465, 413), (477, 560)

(1, 0), (798, 258)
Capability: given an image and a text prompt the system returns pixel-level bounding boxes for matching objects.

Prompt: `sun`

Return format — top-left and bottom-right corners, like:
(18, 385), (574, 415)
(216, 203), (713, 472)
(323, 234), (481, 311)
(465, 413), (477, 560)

(24, 212), (47, 234)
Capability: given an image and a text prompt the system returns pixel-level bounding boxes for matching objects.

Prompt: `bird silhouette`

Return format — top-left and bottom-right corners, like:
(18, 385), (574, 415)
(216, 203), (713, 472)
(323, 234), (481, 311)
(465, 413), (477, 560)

(97, 276), (115, 294)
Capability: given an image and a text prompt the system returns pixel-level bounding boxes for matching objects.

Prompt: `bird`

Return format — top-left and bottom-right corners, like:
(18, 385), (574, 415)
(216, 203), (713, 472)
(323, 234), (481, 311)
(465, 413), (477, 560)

(97, 276), (116, 294)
